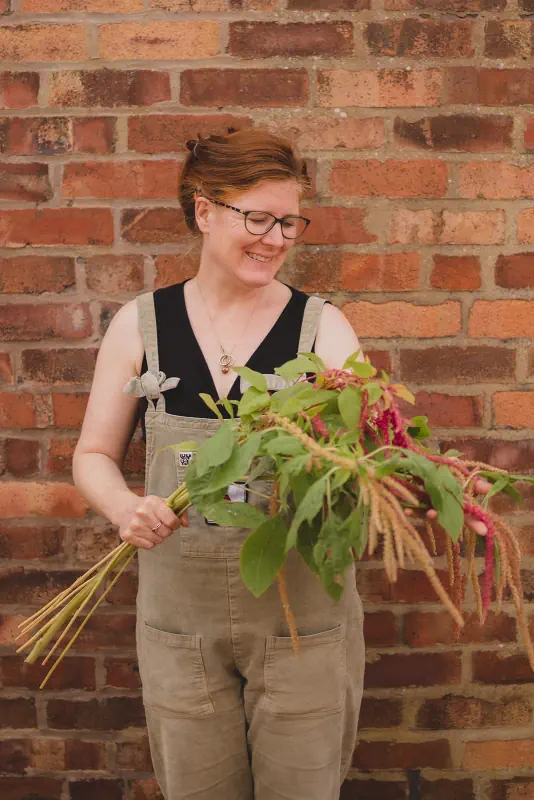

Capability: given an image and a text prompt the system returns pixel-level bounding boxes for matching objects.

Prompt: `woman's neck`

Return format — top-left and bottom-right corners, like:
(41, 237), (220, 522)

(193, 263), (270, 313)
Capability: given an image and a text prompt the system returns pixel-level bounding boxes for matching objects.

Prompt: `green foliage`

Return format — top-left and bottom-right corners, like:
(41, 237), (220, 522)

(231, 366), (268, 392)
(338, 385), (362, 431)
(240, 516), (288, 597)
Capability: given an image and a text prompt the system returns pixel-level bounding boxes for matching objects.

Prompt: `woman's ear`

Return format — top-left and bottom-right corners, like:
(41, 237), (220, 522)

(194, 196), (211, 234)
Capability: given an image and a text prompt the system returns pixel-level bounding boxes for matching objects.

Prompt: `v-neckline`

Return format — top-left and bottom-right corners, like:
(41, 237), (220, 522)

(180, 279), (295, 400)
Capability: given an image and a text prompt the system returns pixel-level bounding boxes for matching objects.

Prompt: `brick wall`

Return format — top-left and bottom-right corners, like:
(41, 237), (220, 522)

(1, 0), (534, 798)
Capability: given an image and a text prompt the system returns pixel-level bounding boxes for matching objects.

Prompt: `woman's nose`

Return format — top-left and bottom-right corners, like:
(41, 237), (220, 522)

(261, 221), (285, 247)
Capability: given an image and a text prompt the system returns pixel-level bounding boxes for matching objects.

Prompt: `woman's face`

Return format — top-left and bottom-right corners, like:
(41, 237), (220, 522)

(197, 179), (301, 288)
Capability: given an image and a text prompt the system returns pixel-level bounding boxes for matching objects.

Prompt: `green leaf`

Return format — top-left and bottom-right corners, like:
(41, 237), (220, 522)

(343, 352), (375, 379)
(331, 468), (352, 491)
(346, 506), (369, 559)
(247, 455), (274, 482)
(240, 516), (288, 597)
(298, 351), (326, 373)
(238, 387), (270, 417)
(231, 366), (267, 392)
(279, 453), (310, 500)
(195, 421), (235, 478)
(286, 476), (328, 551)
(486, 475), (508, 499)
(159, 439), (198, 454)
(407, 415), (431, 440)
(362, 381), (382, 405)
(274, 356), (318, 382)
(279, 388), (337, 418)
(199, 393), (223, 420)
(199, 500), (267, 528)
(219, 396), (235, 418)
(391, 383), (415, 405)
(264, 435), (305, 457)
(338, 385), (362, 431)
(237, 430), (265, 477)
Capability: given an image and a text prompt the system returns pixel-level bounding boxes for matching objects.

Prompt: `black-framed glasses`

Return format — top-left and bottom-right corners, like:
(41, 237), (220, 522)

(206, 198), (311, 239)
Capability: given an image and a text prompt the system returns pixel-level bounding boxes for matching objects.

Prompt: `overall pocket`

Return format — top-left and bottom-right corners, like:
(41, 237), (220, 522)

(138, 620), (215, 718)
(264, 624), (346, 717)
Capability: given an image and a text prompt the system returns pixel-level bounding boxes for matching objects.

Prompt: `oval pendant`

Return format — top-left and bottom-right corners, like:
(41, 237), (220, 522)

(220, 353), (234, 373)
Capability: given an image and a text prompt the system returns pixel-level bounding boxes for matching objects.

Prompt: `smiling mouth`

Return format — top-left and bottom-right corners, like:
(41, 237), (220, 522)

(246, 252), (275, 263)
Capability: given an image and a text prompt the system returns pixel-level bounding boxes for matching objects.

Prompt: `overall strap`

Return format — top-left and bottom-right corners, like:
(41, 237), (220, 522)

(297, 295), (326, 354)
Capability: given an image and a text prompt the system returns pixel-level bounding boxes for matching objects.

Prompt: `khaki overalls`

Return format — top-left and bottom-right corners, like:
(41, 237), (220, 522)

(126, 290), (365, 800)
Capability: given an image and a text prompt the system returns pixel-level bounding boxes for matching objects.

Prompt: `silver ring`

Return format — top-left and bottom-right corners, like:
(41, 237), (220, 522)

(151, 522), (162, 533)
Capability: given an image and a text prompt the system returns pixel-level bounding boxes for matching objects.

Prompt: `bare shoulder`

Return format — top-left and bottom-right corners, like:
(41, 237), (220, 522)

(101, 298), (144, 375)
(314, 302), (364, 370)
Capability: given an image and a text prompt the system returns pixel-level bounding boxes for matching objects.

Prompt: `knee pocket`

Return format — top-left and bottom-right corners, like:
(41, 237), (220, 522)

(264, 624), (346, 717)
(137, 620), (215, 718)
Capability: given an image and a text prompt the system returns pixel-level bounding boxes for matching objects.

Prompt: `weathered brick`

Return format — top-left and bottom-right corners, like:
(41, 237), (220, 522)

(473, 650), (534, 685)
(387, 0), (502, 7)
(461, 161), (534, 200)
(49, 69), (170, 108)
(0, 72), (39, 109)
(0, 304), (92, 341)
(431, 255), (481, 291)
(390, 208), (505, 246)
(229, 22), (353, 58)
(318, 69), (442, 108)
(400, 347), (515, 384)
(22, 0), (142, 9)
(496, 253), (534, 288)
(121, 208), (187, 244)
(0, 523), (65, 558)
(70, 779), (123, 800)
(518, 209), (534, 243)
(359, 697), (403, 730)
(412, 391), (482, 428)
(72, 117), (116, 154)
(300, 207), (376, 246)
(128, 113), (251, 154)
(99, 21), (219, 60)
(63, 160), (179, 200)
(469, 300), (534, 338)
(354, 739), (452, 770)
(0, 257), (75, 294)
(21, 349), (97, 384)
(330, 159), (448, 198)
(340, 780), (405, 800)
(0, 483), (87, 518)
(440, 437), (534, 473)
(464, 739), (534, 770)
(289, 0), (369, 7)
(47, 697), (145, 730)
(485, 21), (533, 59)
(364, 611), (399, 647)
(52, 392), (89, 427)
(181, 69), (309, 107)
(526, 117), (534, 151)
(0, 353), (14, 383)
(447, 68), (534, 106)
(2, 438), (41, 476)
(394, 115), (513, 153)
(0, 117), (71, 155)
(154, 253), (198, 289)
(343, 301), (460, 339)
(0, 209), (113, 247)
(105, 657), (142, 689)
(116, 736), (152, 770)
(341, 253), (420, 291)
(404, 611), (516, 647)
(0, 777), (62, 799)
(417, 695), (532, 729)
(280, 251), (340, 293)
(366, 20), (473, 58)
(494, 392), (534, 429)
(0, 163), (51, 202)
(0, 698), (37, 728)
(274, 115), (384, 151)
(365, 652), (461, 689)
(130, 778), (164, 800)
(0, 740), (30, 773)
(358, 567), (453, 604)
(0, 392), (52, 429)
(0, 24), (87, 62)
(84, 255), (144, 293)
(491, 778), (534, 800)
(2, 656), (95, 690)
(420, 779), (475, 800)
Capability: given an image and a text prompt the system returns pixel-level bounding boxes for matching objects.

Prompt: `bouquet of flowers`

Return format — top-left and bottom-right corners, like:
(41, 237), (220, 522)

(17, 352), (534, 687)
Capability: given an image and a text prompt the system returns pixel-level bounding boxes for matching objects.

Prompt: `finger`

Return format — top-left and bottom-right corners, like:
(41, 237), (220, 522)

(178, 511), (189, 528)
(121, 533), (155, 550)
(146, 497), (181, 530)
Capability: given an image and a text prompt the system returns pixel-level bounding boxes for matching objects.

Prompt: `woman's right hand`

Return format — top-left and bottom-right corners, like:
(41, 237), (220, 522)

(118, 494), (189, 550)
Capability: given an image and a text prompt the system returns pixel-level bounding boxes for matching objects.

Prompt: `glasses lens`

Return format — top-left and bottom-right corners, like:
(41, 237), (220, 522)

(245, 212), (308, 239)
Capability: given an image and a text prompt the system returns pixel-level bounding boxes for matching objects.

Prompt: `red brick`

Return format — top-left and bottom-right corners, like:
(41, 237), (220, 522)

(0, 778), (62, 799)
(274, 115), (384, 151)
(417, 695), (532, 730)
(229, 22), (353, 58)
(0, 698), (37, 728)
(301, 207), (376, 246)
(366, 20), (473, 58)
(52, 392), (89, 427)
(0, 24), (87, 62)
(496, 253), (534, 288)
(522, 0), (534, 10)
(106, 571), (138, 605)
(0, 72), (39, 109)
(73, 117), (116, 154)
(0, 304), (91, 341)
(474, 650), (534, 685)
(358, 567), (453, 603)
(130, 779), (164, 800)
(354, 739), (452, 770)
(3, 438), (41, 476)
(0, 523), (65, 558)
(394, 115), (513, 152)
(412, 391), (482, 428)
(485, 21), (533, 59)
(70, 779), (123, 800)
(469, 300), (534, 338)
(359, 697), (403, 729)
(0, 163), (51, 202)
(491, 778), (534, 800)
(72, 525), (121, 563)
(461, 161), (534, 200)
(340, 781), (405, 800)
(0, 353), (13, 383)
(404, 611), (516, 647)
(99, 300), (124, 336)
(364, 611), (399, 647)
(154, 253), (201, 289)
(128, 113), (251, 154)
(365, 652), (461, 689)
(318, 69), (442, 108)
(420, 780), (475, 800)
(465, 739), (534, 770)
(343, 301), (460, 339)
(116, 736), (152, 771)
(494, 392), (534, 429)
(99, 21), (219, 60)
(0, 482), (87, 518)
(0, 740), (30, 773)
(281, 250), (340, 293)
(390, 208), (504, 246)
(65, 739), (106, 770)
(65, 613), (137, 651)
(526, 117), (534, 151)
(21, 349), (97, 383)
(47, 697), (145, 730)
(63, 160), (179, 200)
(387, 0), (503, 7)
(289, 0), (369, 7)
(440, 437), (534, 474)
(514, 524), (534, 557)
(400, 347), (515, 384)
(341, 252), (419, 291)
(121, 208), (187, 244)
(0, 392), (52, 429)
(447, 68), (534, 106)
(0, 257), (75, 293)
(181, 69), (308, 107)
(519, 209), (534, 243)
(49, 69), (171, 108)
(105, 657), (142, 689)
(0, 209), (113, 247)
(0, 117), (71, 155)
(2, 655), (95, 690)
(0, 568), (83, 605)
(330, 159), (447, 198)
(22, 0), (142, 9)
(431, 255), (481, 291)
(46, 436), (75, 474)
(85, 254), (144, 293)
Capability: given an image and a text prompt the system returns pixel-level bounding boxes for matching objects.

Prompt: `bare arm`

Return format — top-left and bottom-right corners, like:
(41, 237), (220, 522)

(72, 300), (183, 549)
(314, 302), (364, 369)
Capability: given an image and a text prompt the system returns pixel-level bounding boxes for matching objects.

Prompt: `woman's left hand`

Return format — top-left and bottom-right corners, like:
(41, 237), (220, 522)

(405, 477), (492, 536)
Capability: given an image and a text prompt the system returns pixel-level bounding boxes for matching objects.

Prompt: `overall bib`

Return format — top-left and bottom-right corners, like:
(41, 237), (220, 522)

(126, 288), (365, 800)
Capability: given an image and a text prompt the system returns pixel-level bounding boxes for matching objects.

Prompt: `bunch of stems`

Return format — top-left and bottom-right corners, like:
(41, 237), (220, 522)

(16, 484), (190, 689)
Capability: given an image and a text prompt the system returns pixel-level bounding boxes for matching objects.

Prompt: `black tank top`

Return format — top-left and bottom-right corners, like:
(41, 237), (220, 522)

(137, 280), (316, 432)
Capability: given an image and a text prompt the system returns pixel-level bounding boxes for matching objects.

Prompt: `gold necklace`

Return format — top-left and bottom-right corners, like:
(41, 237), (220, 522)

(195, 280), (264, 374)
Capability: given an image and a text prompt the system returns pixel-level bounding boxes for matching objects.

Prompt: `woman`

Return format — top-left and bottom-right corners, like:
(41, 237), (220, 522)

(73, 128), (487, 800)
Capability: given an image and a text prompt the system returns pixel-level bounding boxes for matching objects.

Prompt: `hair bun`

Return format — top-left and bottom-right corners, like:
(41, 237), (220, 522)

(186, 139), (197, 153)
